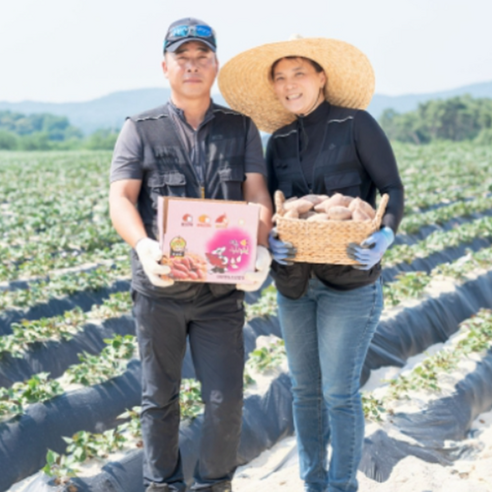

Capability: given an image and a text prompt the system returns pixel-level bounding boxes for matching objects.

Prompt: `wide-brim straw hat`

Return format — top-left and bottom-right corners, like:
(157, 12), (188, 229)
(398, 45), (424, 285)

(218, 37), (375, 134)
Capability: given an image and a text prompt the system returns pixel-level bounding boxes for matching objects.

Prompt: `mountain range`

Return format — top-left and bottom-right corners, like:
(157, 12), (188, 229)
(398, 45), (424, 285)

(1, 81), (491, 135)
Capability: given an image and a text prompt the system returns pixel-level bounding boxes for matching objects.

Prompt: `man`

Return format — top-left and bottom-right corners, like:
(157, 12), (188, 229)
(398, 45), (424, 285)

(109, 17), (273, 492)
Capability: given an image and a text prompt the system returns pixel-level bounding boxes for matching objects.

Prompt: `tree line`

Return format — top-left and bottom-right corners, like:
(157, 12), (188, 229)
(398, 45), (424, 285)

(378, 95), (492, 145)
(0, 111), (118, 151)
(2, 95), (492, 151)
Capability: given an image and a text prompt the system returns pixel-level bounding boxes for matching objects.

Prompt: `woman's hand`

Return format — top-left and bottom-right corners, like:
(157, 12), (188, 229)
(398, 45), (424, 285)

(346, 227), (395, 271)
(268, 228), (297, 266)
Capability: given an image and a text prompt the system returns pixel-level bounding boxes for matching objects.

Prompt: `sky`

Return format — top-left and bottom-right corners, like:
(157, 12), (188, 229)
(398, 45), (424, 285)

(1, 0), (491, 103)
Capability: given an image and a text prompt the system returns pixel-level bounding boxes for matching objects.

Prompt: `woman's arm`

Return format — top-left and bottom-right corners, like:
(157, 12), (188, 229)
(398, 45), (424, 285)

(353, 110), (405, 233)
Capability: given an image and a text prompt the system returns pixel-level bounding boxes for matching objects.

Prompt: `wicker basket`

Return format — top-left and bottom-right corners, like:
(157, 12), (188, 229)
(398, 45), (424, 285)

(274, 191), (389, 265)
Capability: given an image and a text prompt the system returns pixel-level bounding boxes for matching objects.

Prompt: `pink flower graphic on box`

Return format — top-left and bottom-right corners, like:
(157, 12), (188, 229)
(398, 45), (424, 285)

(205, 228), (253, 274)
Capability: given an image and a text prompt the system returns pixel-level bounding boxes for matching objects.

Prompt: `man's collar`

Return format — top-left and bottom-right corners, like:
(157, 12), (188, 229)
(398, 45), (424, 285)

(167, 98), (215, 127)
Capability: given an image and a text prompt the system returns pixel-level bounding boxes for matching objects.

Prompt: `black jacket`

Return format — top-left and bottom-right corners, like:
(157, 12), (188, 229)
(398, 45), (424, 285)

(266, 103), (404, 299)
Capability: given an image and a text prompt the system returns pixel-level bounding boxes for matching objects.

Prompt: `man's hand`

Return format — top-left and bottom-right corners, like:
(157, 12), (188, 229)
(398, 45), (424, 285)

(236, 245), (272, 292)
(135, 238), (174, 287)
(346, 226), (395, 271)
(268, 228), (297, 265)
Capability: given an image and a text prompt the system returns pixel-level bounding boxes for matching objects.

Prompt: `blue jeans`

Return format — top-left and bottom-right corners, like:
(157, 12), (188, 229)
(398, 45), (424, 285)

(277, 277), (383, 492)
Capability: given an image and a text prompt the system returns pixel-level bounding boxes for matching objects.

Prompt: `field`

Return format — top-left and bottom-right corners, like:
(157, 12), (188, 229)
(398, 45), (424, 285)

(1, 142), (492, 491)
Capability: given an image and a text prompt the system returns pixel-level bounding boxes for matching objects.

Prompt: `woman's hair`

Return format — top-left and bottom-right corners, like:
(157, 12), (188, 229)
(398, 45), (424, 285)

(270, 56), (324, 80)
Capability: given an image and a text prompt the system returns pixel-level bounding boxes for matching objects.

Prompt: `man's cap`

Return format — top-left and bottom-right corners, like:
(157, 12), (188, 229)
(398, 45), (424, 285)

(164, 18), (216, 53)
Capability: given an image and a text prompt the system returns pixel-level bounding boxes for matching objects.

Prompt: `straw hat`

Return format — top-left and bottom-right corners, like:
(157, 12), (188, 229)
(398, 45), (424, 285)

(218, 37), (375, 134)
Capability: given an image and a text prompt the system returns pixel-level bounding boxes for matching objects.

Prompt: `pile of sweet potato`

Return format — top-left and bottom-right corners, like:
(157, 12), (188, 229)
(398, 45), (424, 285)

(161, 253), (208, 281)
(277, 193), (376, 222)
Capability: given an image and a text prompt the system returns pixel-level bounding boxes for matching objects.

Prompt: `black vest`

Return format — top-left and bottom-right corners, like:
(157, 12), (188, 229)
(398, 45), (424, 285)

(130, 103), (251, 299)
(269, 105), (381, 299)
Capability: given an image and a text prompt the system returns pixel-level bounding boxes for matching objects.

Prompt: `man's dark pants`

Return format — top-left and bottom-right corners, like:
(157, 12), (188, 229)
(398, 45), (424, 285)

(133, 285), (245, 491)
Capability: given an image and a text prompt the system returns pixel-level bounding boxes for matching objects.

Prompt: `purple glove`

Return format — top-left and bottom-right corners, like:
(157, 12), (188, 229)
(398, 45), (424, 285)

(346, 227), (395, 271)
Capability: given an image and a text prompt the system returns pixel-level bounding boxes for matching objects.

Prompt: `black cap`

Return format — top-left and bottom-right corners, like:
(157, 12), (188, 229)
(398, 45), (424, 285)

(164, 18), (216, 53)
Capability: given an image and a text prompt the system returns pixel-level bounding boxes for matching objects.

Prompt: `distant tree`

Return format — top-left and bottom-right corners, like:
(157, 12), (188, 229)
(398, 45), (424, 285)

(475, 127), (492, 146)
(379, 95), (492, 144)
(18, 132), (52, 151)
(0, 110), (125, 151)
(83, 129), (118, 150)
(0, 110), (83, 142)
(0, 131), (19, 150)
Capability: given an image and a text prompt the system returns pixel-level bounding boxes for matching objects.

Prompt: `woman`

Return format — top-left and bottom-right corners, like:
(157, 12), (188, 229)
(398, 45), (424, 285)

(219, 38), (404, 492)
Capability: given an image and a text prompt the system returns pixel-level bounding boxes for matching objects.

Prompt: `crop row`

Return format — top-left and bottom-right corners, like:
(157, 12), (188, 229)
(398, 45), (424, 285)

(36, 301), (492, 486)
(241, 244), (492, 318)
(0, 328), (284, 423)
(0, 260), (130, 311)
(0, 153), (112, 234)
(3, 193), (492, 284)
(0, 292), (132, 358)
(0, 285), (272, 360)
(384, 215), (492, 266)
(0, 334), (136, 420)
(0, 241), (129, 283)
(39, 334), (287, 485)
(393, 143), (492, 214)
(363, 308), (492, 421)
(398, 195), (492, 235)
(383, 245), (492, 306)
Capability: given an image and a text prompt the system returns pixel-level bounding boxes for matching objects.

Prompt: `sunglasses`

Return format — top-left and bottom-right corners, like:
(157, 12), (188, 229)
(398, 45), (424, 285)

(169, 25), (214, 38)
(164, 24), (216, 51)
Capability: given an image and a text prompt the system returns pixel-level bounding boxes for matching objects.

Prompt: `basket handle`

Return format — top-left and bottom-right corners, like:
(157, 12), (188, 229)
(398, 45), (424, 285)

(274, 190), (286, 217)
(373, 193), (389, 227)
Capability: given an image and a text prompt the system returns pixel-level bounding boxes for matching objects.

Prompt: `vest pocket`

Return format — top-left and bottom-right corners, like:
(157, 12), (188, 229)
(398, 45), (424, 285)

(149, 172), (187, 199)
(323, 170), (361, 197)
(218, 167), (244, 200)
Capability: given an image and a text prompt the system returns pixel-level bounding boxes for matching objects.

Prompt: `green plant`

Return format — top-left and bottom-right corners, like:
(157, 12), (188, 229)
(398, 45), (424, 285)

(383, 271), (431, 306)
(66, 335), (136, 386)
(245, 285), (278, 320)
(180, 379), (204, 420)
(246, 337), (286, 373)
(361, 394), (386, 421)
(63, 428), (126, 461)
(41, 449), (80, 484)
(117, 406), (142, 438)
(0, 372), (64, 418)
(385, 308), (492, 401)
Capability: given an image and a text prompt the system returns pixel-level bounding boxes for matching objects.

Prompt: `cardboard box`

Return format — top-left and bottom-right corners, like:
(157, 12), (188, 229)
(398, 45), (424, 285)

(157, 197), (260, 284)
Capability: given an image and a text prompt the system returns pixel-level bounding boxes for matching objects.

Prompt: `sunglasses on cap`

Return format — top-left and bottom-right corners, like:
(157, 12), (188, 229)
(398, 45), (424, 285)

(164, 24), (216, 50)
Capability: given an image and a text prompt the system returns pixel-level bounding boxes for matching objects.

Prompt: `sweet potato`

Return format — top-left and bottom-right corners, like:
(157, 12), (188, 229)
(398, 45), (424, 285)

(326, 206), (352, 220)
(314, 193), (353, 213)
(352, 209), (371, 221)
(170, 268), (188, 279)
(301, 194), (329, 206)
(348, 197), (376, 219)
(283, 198), (314, 214)
(307, 213), (330, 222)
(284, 196), (299, 204)
(284, 209), (300, 219)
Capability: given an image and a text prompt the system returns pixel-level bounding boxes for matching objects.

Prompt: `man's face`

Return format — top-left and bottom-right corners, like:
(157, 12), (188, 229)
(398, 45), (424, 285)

(162, 41), (219, 100)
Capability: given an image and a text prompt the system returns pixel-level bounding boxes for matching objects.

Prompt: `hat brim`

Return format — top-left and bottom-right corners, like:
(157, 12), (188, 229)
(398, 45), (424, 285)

(218, 38), (375, 133)
(165, 38), (216, 53)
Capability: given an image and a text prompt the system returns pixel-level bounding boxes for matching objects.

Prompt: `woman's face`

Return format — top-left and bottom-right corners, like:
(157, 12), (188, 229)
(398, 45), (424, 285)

(272, 57), (326, 115)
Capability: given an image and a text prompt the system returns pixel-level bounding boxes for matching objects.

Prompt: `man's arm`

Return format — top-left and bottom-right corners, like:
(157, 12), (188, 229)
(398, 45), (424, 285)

(243, 172), (273, 248)
(110, 178), (172, 287)
(109, 179), (147, 248)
